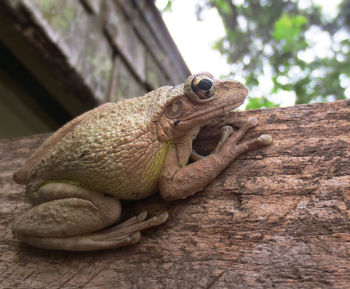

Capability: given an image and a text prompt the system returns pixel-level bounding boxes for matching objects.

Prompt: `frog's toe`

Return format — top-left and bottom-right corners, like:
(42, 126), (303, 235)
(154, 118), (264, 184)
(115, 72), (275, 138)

(138, 210), (148, 221)
(247, 117), (259, 127)
(98, 211), (168, 240)
(220, 125), (234, 137)
(258, 134), (273, 145)
(104, 232), (141, 246)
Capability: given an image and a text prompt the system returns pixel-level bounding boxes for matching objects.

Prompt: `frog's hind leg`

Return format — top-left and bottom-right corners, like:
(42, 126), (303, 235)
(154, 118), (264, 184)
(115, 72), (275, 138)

(13, 183), (168, 251)
(18, 211), (168, 251)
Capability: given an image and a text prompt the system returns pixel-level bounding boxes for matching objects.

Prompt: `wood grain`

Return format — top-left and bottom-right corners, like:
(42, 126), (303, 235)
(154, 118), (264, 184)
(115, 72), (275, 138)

(1, 100), (349, 288)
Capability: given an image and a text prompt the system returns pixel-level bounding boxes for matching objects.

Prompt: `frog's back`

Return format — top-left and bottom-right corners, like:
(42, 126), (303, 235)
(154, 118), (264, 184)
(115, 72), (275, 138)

(24, 95), (169, 200)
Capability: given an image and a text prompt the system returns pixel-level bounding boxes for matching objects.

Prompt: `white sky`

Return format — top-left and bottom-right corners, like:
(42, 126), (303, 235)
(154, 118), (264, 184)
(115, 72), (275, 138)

(156, 0), (347, 106)
(157, 0), (230, 77)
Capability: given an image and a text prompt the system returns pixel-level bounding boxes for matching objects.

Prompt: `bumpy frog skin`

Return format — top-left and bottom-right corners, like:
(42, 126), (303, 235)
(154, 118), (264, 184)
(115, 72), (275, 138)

(12, 73), (272, 251)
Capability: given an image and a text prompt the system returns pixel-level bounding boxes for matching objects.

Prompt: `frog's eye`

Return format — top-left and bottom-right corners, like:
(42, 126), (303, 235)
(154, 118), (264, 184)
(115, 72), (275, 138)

(191, 75), (215, 99)
(184, 73), (216, 103)
(165, 100), (183, 119)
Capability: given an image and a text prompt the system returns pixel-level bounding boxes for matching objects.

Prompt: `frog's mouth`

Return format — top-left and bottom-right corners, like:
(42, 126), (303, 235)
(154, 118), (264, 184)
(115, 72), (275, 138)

(179, 99), (244, 125)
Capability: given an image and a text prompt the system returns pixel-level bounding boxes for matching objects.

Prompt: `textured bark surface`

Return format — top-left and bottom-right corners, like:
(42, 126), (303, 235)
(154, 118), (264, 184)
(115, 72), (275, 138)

(1, 100), (350, 288)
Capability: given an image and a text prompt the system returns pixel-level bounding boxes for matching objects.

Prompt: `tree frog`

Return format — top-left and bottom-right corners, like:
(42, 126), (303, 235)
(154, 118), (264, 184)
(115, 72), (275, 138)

(13, 73), (272, 251)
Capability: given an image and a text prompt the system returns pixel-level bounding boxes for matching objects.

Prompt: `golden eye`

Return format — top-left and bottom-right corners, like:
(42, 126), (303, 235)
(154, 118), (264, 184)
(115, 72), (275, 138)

(165, 100), (183, 118)
(191, 75), (214, 99)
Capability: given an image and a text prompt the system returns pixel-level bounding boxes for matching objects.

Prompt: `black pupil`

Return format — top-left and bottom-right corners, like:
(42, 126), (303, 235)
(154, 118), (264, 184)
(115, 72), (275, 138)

(198, 79), (212, 91)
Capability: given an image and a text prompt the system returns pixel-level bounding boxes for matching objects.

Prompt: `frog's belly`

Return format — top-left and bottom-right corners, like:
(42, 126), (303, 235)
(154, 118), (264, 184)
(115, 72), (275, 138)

(68, 142), (169, 201)
(105, 165), (162, 200)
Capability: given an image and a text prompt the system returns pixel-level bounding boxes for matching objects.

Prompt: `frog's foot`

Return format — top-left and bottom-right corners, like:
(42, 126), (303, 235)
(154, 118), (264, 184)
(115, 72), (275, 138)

(19, 229), (143, 251)
(217, 117), (258, 149)
(19, 211), (168, 251)
(92, 211), (168, 242)
(191, 118), (259, 161)
(220, 127), (272, 161)
(204, 117), (272, 163)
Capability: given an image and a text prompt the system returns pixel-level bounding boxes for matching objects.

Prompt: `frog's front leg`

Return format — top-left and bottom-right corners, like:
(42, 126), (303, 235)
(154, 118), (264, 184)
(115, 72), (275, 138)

(13, 183), (168, 251)
(160, 118), (272, 200)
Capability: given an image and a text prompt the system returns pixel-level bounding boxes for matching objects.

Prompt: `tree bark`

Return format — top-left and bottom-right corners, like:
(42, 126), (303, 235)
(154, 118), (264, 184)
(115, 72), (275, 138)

(1, 100), (350, 289)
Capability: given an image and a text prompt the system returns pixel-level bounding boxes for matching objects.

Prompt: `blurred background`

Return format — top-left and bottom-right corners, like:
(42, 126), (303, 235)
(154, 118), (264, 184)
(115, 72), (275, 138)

(0, 0), (349, 139)
(157, 0), (350, 109)
(0, 0), (190, 138)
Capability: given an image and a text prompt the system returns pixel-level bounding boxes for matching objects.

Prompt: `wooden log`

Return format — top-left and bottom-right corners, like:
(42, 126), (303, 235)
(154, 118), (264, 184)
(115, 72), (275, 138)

(0, 100), (350, 288)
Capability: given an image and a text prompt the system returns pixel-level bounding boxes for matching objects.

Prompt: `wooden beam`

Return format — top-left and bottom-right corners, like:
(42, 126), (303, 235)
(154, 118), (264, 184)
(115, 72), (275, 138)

(1, 100), (350, 288)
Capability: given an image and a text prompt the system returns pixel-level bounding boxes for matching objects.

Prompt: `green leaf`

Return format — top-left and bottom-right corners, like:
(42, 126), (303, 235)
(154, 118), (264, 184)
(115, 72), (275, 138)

(245, 97), (279, 110)
(273, 13), (307, 52)
(160, 0), (172, 12)
(212, 0), (231, 15)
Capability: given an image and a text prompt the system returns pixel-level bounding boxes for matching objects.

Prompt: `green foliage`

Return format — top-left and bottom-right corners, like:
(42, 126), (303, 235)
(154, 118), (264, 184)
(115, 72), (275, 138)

(273, 13), (307, 53)
(211, 0), (231, 15)
(158, 0), (350, 109)
(207, 0), (350, 108)
(246, 97), (279, 110)
(158, 0), (172, 12)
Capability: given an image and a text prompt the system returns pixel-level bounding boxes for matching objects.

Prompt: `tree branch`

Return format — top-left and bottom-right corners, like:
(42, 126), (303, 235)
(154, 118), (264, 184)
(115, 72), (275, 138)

(1, 100), (350, 288)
